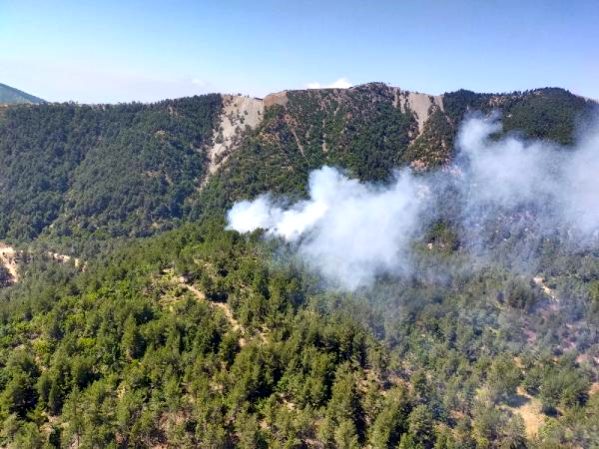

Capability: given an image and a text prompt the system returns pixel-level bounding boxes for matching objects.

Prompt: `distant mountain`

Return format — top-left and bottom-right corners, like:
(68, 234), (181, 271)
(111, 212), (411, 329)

(0, 82), (44, 105)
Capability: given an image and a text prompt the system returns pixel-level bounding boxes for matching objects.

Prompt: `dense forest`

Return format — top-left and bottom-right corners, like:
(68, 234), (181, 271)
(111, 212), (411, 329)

(0, 217), (597, 448)
(0, 95), (221, 241)
(0, 85), (592, 246)
(0, 84), (597, 448)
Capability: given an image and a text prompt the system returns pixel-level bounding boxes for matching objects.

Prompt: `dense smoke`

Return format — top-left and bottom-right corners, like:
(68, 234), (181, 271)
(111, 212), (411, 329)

(457, 114), (599, 239)
(227, 167), (428, 289)
(227, 114), (599, 290)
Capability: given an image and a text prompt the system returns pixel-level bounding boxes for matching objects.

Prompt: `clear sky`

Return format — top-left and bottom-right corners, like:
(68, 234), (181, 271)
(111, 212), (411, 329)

(1, 0), (597, 103)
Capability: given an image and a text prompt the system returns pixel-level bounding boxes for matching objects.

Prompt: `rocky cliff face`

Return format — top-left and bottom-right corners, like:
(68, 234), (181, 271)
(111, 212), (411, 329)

(197, 84), (594, 211)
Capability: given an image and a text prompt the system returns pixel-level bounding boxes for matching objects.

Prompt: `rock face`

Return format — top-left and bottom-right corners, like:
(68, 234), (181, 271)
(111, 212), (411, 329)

(205, 95), (264, 177)
(263, 91), (289, 107)
(0, 244), (19, 284)
(394, 89), (444, 134)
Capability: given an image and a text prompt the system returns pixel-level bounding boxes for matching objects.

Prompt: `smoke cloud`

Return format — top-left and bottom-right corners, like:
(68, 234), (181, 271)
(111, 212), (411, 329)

(227, 167), (428, 290)
(227, 114), (599, 290)
(457, 114), (599, 239)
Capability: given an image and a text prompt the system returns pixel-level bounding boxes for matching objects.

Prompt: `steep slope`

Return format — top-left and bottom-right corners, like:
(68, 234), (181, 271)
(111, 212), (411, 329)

(0, 84), (594, 246)
(197, 84), (596, 213)
(0, 83), (44, 105)
(0, 95), (222, 241)
(204, 94), (264, 177)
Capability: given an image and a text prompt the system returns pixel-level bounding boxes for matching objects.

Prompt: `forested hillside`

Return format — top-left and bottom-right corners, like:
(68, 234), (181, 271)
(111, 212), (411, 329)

(0, 84), (44, 106)
(0, 96), (221, 241)
(0, 84), (597, 448)
(0, 85), (593, 246)
(195, 85), (595, 215)
(0, 217), (597, 448)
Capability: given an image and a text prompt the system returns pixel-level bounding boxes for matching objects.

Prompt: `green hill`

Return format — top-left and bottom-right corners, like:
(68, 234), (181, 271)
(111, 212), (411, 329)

(0, 83), (44, 105)
(0, 84), (594, 246)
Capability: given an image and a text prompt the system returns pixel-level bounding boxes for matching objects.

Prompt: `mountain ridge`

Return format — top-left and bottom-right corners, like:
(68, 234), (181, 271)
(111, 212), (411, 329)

(0, 83), (595, 245)
(0, 82), (44, 105)
(0, 82), (597, 448)
(214, 83), (595, 172)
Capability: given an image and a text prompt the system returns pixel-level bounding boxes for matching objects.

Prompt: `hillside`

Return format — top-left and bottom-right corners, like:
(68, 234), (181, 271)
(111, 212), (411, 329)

(0, 84), (594, 247)
(0, 216), (597, 448)
(0, 83), (44, 105)
(0, 83), (597, 449)
(0, 95), (222, 242)
(197, 85), (594, 214)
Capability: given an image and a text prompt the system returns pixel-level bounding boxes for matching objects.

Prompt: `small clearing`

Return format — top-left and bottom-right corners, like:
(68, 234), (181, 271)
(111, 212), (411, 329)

(532, 276), (558, 302)
(503, 387), (545, 438)
(47, 251), (83, 269)
(0, 243), (19, 283)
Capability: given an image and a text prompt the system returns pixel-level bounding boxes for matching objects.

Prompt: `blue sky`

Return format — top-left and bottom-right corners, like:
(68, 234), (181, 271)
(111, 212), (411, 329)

(1, 0), (597, 103)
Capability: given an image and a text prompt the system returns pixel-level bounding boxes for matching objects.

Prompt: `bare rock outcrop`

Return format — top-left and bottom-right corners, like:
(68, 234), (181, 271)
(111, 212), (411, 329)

(205, 95), (265, 178)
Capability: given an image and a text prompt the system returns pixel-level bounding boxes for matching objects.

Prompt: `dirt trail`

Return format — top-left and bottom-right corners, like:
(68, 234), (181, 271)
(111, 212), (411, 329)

(178, 277), (248, 346)
(0, 242), (85, 287)
(533, 276), (559, 302)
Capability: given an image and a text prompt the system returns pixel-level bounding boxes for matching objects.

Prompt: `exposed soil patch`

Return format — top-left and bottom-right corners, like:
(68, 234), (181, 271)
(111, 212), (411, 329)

(0, 243), (84, 286)
(394, 89), (444, 134)
(0, 243), (19, 283)
(204, 94), (264, 179)
(503, 387), (545, 438)
(532, 276), (558, 302)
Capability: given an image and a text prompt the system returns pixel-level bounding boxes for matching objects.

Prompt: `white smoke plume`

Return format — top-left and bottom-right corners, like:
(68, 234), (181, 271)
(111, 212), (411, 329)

(457, 114), (599, 239)
(227, 167), (428, 290)
(227, 114), (599, 290)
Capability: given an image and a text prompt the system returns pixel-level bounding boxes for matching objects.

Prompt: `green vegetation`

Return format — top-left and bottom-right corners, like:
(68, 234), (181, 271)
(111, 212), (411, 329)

(0, 95), (221, 241)
(0, 215), (596, 448)
(195, 85), (595, 216)
(0, 83), (44, 105)
(0, 84), (596, 448)
(0, 85), (592, 245)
